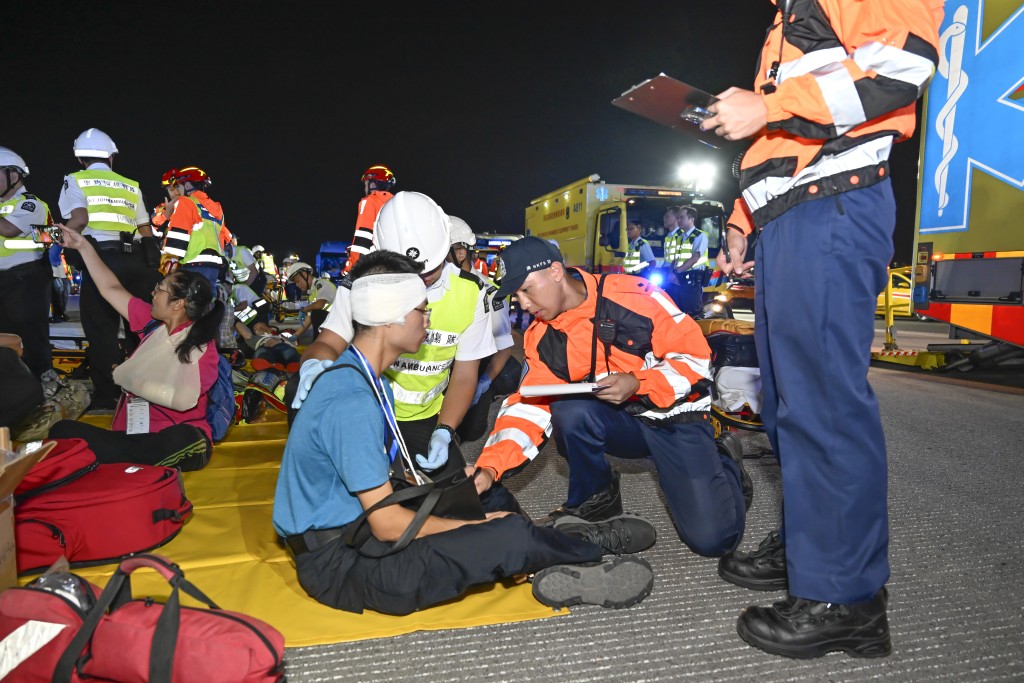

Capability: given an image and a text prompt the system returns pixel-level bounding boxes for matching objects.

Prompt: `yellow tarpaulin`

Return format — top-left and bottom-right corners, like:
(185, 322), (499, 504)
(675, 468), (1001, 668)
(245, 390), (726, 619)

(20, 413), (563, 646)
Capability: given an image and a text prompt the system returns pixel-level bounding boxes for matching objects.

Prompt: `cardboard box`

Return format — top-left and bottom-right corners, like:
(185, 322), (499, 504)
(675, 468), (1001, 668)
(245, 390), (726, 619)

(0, 433), (56, 591)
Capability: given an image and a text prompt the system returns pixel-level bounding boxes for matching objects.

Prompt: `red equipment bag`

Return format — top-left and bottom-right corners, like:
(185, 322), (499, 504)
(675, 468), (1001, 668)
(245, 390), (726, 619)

(13, 441), (193, 575)
(0, 566), (103, 682)
(51, 554), (285, 683)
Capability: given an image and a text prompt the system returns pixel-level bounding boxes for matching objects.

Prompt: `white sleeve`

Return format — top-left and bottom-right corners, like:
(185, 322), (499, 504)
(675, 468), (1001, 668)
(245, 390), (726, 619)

(58, 175), (86, 219)
(454, 289), (498, 361)
(489, 294), (514, 351)
(319, 285), (354, 342)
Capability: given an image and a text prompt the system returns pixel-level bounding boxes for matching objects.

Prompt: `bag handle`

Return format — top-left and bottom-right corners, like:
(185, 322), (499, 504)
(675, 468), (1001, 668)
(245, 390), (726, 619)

(342, 481), (444, 557)
(53, 554), (219, 683)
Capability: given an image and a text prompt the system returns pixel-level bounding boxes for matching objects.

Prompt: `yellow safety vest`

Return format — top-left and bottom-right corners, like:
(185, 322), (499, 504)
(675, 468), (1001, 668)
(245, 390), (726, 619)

(0, 194), (50, 259)
(384, 269), (482, 421)
(71, 169), (142, 233)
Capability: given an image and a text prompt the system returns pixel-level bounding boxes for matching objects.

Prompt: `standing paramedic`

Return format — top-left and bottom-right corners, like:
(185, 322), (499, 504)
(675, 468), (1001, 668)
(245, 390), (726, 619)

(703, 0), (942, 659)
(160, 166), (227, 290)
(473, 237), (751, 558)
(343, 164), (395, 275)
(58, 128), (163, 411)
(274, 250), (657, 615)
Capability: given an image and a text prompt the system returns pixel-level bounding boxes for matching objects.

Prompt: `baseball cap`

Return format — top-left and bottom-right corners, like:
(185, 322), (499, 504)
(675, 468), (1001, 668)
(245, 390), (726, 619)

(493, 237), (564, 299)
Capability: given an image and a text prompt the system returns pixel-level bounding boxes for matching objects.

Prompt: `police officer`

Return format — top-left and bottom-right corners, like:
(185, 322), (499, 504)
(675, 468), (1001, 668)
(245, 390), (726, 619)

(623, 220), (656, 280)
(665, 205), (707, 317)
(57, 128), (162, 410)
(0, 146), (55, 379)
(285, 261), (336, 342)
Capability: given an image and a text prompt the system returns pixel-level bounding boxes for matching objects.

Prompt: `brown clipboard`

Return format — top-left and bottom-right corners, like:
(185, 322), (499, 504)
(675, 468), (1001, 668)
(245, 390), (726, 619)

(612, 73), (723, 149)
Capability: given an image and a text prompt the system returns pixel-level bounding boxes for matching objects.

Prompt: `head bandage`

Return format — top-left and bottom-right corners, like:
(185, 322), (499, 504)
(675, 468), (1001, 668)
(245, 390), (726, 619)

(351, 273), (427, 326)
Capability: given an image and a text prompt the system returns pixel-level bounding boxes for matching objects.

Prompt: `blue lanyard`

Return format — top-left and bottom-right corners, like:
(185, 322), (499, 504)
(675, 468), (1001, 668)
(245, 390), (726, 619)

(349, 346), (406, 467)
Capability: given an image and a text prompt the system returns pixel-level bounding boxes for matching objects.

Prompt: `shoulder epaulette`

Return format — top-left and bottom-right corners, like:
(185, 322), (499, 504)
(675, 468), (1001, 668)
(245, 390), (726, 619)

(455, 268), (485, 290)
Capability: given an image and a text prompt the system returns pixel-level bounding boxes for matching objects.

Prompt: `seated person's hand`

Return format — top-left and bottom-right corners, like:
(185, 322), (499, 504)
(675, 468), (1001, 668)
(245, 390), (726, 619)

(415, 428), (451, 471)
(593, 372), (640, 405)
(472, 466), (495, 495)
(291, 358), (334, 409)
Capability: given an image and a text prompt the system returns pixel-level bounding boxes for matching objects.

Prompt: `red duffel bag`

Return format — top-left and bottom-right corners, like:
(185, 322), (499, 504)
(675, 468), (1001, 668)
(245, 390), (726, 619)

(52, 554), (285, 683)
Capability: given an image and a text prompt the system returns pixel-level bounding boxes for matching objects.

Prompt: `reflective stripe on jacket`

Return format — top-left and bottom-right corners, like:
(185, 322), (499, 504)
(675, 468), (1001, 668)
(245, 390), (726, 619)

(72, 170), (142, 233)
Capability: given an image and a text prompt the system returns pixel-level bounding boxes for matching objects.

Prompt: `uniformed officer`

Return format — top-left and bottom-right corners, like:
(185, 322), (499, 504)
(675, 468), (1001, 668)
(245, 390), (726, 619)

(57, 128), (162, 410)
(0, 146), (55, 378)
(623, 220), (656, 279)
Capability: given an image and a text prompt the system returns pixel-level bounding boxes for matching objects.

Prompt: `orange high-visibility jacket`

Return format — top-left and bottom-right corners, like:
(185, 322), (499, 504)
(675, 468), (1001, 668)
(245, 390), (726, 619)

(344, 190), (393, 274)
(728, 0), (943, 234)
(476, 270), (713, 480)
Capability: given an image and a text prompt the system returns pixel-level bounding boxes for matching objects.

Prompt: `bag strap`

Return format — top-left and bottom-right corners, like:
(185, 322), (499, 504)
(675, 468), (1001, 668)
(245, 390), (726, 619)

(53, 554), (219, 683)
(589, 274), (612, 382)
(342, 481), (444, 557)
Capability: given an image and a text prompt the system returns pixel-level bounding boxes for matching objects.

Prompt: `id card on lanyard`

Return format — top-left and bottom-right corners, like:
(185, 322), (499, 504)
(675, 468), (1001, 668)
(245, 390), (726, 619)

(126, 396), (150, 434)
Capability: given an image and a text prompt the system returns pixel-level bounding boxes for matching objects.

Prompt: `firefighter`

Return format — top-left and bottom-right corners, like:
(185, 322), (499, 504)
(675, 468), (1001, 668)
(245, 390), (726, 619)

(285, 261), (336, 342)
(623, 220), (656, 279)
(57, 128), (163, 410)
(0, 146), (55, 378)
(473, 237), (751, 551)
(703, 0), (943, 658)
(292, 191), (496, 474)
(343, 164), (395, 274)
(161, 166), (226, 290)
(446, 215), (517, 443)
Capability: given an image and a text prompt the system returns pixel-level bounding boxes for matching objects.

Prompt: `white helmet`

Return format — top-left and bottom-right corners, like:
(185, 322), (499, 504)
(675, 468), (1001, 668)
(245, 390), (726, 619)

(73, 128), (118, 158)
(0, 147), (29, 175)
(448, 215), (476, 248)
(252, 244), (265, 254)
(372, 191), (451, 272)
(285, 261), (312, 279)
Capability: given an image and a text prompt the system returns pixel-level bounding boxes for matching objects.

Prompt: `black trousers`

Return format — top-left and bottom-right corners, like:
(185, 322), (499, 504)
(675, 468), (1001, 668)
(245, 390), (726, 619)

(48, 419), (212, 471)
(0, 258), (53, 377)
(0, 347), (43, 428)
(292, 484), (604, 615)
(78, 240), (162, 402)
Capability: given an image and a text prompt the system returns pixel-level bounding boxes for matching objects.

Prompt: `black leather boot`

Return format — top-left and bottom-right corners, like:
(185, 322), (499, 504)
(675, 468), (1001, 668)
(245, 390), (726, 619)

(718, 529), (787, 590)
(737, 588), (891, 659)
(538, 471), (623, 526)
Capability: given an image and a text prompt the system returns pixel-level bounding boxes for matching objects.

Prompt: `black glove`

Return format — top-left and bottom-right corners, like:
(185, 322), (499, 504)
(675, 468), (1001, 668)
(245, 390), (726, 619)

(140, 236), (162, 269)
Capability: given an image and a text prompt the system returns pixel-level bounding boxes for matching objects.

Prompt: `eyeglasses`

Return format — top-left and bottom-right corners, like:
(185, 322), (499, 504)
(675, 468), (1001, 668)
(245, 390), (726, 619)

(413, 306), (431, 319)
(153, 284), (173, 296)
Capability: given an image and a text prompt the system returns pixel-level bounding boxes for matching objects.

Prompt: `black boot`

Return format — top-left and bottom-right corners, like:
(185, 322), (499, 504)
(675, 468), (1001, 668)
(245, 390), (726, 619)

(737, 588), (891, 659)
(716, 431), (752, 510)
(538, 471), (623, 526)
(718, 529), (787, 591)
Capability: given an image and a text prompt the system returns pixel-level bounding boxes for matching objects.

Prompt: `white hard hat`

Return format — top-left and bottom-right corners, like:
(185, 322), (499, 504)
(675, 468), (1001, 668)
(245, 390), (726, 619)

(285, 261), (312, 279)
(252, 244), (265, 254)
(448, 215), (476, 248)
(73, 128), (118, 158)
(372, 191), (451, 272)
(0, 147), (29, 175)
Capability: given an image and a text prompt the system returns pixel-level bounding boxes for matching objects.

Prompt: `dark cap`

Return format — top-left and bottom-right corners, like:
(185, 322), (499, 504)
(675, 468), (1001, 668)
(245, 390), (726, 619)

(493, 236), (563, 299)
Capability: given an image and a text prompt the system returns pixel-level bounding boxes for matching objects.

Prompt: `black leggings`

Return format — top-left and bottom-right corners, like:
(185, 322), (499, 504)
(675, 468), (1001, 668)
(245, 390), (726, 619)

(48, 420), (212, 471)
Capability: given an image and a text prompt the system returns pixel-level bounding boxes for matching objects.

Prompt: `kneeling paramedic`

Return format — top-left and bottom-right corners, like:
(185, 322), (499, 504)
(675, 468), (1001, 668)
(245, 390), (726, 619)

(474, 237), (751, 558)
(273, 250), (657, 615)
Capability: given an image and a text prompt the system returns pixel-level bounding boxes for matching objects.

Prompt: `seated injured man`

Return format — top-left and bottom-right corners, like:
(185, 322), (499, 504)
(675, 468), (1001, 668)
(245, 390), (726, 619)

(272, 250), (658, 615)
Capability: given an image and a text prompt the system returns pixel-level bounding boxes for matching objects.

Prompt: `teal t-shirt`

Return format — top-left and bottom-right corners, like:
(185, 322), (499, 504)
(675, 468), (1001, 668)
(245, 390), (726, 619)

(272, 350), (392, 537)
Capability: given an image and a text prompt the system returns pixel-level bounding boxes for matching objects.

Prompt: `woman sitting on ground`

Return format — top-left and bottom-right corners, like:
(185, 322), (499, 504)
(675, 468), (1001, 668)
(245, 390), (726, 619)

(48, 228), (224, 471)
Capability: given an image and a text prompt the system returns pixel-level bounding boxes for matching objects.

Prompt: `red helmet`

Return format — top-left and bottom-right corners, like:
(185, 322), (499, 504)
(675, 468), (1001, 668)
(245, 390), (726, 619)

(174, 166), (211, 187)
(361, 164), (395, 192)
(160, 168), (179, 186)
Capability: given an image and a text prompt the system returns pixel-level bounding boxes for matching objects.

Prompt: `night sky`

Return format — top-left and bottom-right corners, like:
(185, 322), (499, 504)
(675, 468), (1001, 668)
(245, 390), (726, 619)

(8, 1), (923, 266)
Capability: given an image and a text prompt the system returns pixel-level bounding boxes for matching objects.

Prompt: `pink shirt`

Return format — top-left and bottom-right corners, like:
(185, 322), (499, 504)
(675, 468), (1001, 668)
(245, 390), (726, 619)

(111, 298), (219, 439)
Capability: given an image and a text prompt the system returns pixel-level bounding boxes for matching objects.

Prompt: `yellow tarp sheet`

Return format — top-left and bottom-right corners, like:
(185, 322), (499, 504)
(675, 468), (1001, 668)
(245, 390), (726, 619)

(20, 413), (562, 646)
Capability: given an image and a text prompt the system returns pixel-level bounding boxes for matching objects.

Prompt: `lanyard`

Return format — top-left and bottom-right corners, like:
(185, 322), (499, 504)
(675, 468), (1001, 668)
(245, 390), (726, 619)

(348, 346), (424, 483)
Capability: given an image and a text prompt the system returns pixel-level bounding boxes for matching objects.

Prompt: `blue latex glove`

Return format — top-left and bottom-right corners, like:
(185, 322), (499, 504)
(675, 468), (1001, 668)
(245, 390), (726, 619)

(471, 374), (493, 406)
(291, 358), (334, 409)
(415, 428), (452, 471)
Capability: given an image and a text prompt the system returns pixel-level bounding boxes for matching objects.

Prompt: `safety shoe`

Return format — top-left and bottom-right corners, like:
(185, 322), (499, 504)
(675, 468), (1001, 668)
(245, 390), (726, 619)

(532, 556), (654, 610)
(737, 589), (891, 659)
(537, 471), (623, 527)
(716, 431), (753, 511)
(554, 513), (657, 554)
(718, 530), (787, 591)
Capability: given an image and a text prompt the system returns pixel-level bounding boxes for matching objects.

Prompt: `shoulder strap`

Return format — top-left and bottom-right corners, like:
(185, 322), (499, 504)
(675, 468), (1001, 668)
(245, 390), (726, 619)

(588, 274), (609, 382)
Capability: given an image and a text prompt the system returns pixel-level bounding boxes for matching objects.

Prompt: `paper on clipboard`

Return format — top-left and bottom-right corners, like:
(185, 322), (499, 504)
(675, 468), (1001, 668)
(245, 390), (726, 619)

(611, 73), (723, 149)
(519, 383), (601, 397)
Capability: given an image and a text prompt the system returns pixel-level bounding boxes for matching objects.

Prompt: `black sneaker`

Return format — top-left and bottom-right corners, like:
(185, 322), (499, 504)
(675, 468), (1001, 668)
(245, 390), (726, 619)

(737, 589), (891, 659)
(718, 529), (787, 591)
(532, 556), (654, 609)
(537, 471), (623, 527)
(716, 431), (753, 511)
(554, 513), (657, 554)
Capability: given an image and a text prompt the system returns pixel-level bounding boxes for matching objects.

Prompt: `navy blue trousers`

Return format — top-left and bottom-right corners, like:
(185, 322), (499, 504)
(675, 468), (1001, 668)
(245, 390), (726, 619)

(551, 397), (746, 557)
(755, 181), (893, 603)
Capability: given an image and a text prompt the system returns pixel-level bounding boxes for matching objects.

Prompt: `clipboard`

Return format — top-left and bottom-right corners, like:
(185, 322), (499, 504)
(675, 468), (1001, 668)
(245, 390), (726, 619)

(519, 383), (602, 397)
(612, 73), (724, 149)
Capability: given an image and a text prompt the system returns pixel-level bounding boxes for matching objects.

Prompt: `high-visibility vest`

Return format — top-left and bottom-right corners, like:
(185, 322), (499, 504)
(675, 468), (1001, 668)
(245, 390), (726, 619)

(71, 170), (142, 233)
(384, 268), (481, 421)
(623, 237), (651, 274)
(662, 228), (682, 267)
(0, 194), (50, 258)
(308, 277), (337, 311)
(676, 229), (708, 270)
(164, 196), (224, 265)
(233, 294), (269, 325)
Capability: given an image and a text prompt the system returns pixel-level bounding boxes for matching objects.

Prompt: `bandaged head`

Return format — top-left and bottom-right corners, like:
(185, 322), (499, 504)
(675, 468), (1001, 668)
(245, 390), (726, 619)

(351, 273), (427, 326)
